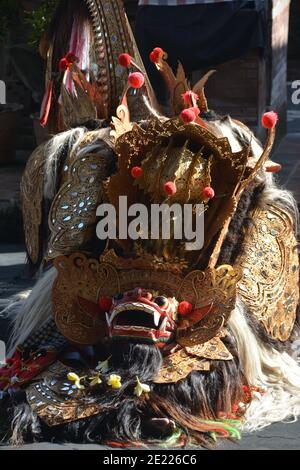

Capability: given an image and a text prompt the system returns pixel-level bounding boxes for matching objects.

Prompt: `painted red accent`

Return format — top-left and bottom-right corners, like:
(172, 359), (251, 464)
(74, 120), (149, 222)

(118, 53), (132, 68)
(99, 296), (113, 313)
(261, 111), (278, 129)
(164, 181), (177, 196)
(149, 47), (164, 64)
(77, 296), (102, 319)
(128, 72), (145, 89)
(202, 186), (215, 200)
(0, 349), (58, 391)
(182, 91), (199, 106)
(189, 304), (214, 323)
(178, 301), (193, 316)
(265, 163), (282, 173)
(131, 166), (143, 179)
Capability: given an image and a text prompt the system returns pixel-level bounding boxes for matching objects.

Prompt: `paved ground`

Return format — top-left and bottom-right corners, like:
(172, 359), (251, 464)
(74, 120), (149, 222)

(1, 418), (300, 450)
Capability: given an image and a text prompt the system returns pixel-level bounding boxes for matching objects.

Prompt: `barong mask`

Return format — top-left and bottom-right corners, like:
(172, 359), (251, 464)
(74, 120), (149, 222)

(106, 290), (177, 346)
(50, 47), (278, 369)
(20, 20), (297, 393)
(1, 1), (300, 449)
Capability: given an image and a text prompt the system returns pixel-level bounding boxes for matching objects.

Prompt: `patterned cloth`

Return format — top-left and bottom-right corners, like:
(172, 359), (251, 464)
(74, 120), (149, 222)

(138, 0), (235, 5)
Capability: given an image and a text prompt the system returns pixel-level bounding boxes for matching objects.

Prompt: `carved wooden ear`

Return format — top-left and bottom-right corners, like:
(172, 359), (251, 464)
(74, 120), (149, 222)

(77, 296), (102, 320)
(192, 70), (216, 112)
(264, 161), (282, 173)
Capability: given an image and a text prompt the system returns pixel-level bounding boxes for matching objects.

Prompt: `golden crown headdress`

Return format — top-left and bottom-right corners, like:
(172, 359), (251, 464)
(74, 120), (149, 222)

(50, 45), (278, 353)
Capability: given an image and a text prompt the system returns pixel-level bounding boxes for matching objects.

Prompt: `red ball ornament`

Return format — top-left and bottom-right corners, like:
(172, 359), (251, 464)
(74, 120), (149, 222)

(180, 108), (198, 123)
(149, 47), (164, 64)
(178, 301), (193, 316)
(164, 181), (177, 196)
(128, 72), (145, 89)
(99, 296), (112, 312)
(261, 111), (278, 129)
(202, 187), (215, 200)
(118, 53), (132, 68)
(131, 166), (143, 179)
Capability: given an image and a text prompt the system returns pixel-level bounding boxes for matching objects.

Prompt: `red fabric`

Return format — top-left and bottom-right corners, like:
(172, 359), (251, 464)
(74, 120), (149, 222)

(0, 349), (58, 391)
(40, 80), (53, 128)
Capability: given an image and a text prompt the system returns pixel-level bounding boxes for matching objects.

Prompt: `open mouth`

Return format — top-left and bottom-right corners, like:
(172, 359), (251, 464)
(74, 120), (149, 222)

(107, 302), (174, 344)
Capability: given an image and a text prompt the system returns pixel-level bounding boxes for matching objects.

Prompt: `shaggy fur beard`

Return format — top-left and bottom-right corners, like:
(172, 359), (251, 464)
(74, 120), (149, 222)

(3, 337), (245, 447)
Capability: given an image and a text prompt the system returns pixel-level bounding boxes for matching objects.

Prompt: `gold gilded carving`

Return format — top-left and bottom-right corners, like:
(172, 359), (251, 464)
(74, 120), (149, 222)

(236, 204), (299, 341)
(20, 144), (46, 264)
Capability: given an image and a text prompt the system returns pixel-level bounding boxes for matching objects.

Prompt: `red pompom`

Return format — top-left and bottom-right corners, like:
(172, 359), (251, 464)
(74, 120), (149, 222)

(202, 187), (215, 200)
(128, 72), (145, 89)
(118, 53), (132, 68)
(99, 296), (112, 312)
(149, 47), (164, 64)
(131, 166), (143, 179)
(180, 107), (199, 123)
(178, 301), (193, 316)
(164, 181), (177, 196)
(261, 111), (278, 129)
(59, 57), (69, 72)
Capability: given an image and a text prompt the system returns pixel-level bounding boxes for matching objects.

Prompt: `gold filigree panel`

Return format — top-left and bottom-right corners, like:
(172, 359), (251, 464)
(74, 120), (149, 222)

(154, 337), (233, 384)
(47, 150), (112, 260)
(26, 362), (101, 427)
(53, 253), (241, 347)
(20, 144), (46, 265)
(236, 204), (299, 341)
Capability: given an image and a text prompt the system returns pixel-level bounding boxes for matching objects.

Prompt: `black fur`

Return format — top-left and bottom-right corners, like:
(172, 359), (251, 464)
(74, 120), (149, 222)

(2, 336), (245, 447)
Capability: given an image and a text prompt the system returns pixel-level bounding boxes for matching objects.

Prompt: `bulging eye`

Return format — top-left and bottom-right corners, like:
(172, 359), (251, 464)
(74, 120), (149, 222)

(114, 293), (123, 301)
(155, 296), (168, 307)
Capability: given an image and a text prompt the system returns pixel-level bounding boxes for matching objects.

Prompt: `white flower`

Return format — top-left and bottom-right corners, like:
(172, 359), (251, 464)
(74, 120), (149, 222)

(67, 372), (85, 390)
(89, 375), (102, 387)
(134, 377), (150, 397)
(96, 358), (111, 373)
(107, 374), (122, 390)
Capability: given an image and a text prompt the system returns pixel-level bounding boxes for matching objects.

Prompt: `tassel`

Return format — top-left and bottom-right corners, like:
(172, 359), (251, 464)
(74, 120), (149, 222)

(40, 80), (53, 128)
